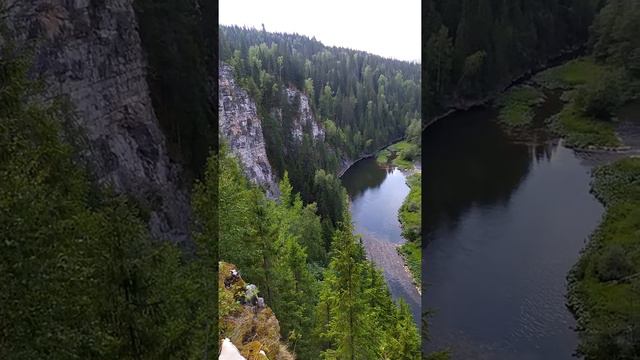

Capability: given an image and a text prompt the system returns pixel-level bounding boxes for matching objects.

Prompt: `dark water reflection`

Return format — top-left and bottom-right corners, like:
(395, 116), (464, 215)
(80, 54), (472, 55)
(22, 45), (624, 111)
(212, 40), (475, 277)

(422, 106), (604, 359)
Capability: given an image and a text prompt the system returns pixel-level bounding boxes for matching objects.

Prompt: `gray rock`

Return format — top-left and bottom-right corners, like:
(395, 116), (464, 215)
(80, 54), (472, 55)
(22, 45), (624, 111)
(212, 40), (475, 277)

(218, 63), (279, 198)
(5, 0), (191, 245)
(285, 87), (325, 141)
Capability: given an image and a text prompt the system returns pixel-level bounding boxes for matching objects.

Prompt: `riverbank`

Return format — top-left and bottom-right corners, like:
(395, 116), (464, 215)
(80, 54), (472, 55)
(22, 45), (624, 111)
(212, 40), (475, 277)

(567, 157), (640, 359)
(494, 57), (640, 151)
(337, 136), (405, 178)
(373, 141), (422, 291)
(423, 45), (586, 132)
(341, 159), (421, 325)
(397, 171), (422, 291)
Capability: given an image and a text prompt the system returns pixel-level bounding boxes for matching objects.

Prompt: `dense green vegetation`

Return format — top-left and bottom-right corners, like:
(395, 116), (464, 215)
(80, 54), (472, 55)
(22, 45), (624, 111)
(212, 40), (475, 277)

(376, 141), (420, 170)
(213, 146), (420, 359)
(219, 25), (421, 202)
(524, 0), (640, 148)
(532, 57), (622, 148)
(0, 44), (216, 359)
(495, 85), (545, 127)
(424, 0), (598, 118)
(398, 173), (422, 285)
(568, 158), (640, 359)
(134, 0), (216, 178)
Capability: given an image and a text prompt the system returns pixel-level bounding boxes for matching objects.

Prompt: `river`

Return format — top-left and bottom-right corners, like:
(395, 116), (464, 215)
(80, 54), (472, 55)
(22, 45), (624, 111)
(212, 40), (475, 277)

(421, 101), (608, 359)
(340, 90), (639, 358)
(341, 158), (422, 326)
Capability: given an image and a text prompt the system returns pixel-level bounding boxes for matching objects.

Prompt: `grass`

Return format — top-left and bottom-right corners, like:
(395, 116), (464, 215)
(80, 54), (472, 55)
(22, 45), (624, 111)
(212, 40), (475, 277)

(392, 157), (414, 170)
(531, 57), (622, 149)
(375, 149), (390, 165)
(495, 85), (546, 127)
(398, 241), (421, 286)
(398, 173), (421, 284)
(567, 158), (640, 358)
(534, 57), (609, 90)
(376, 141), (419, 170)
(549, 102), (620, 148)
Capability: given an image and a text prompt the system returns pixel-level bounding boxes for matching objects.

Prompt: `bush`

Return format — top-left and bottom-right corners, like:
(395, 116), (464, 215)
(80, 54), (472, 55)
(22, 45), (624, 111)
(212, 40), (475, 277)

(574, 73), (622, 120)
(595, 245), (633, 282)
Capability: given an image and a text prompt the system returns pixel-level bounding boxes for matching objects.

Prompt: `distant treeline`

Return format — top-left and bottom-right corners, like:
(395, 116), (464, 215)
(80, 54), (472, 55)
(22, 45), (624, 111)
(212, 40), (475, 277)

(219, 25), (421, 201)
(423, 0), (600, 117)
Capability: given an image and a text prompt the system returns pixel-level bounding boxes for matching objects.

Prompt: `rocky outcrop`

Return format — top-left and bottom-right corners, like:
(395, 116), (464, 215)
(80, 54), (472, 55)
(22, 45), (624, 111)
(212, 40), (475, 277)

(218, 63), (279, 197)
(219, 262), (295, 360)
(5, 0), (191, 245)
(284, 88), (324, 141)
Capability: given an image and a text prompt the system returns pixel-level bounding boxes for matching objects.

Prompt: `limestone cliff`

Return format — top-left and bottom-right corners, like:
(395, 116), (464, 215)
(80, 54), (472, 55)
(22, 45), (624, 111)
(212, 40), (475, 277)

(218, 63), (279, 197)
(5, 0), (191, 245)
(284, 87), (324, 142)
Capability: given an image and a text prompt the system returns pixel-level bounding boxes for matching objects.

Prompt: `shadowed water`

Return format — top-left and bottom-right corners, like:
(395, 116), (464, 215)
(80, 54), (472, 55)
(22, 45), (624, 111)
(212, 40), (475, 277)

(422, 106), (604, 359)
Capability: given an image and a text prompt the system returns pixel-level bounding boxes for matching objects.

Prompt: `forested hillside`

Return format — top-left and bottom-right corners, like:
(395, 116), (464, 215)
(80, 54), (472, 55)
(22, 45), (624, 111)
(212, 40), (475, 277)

(219, 25), (421, 201)
(213, 145), (420, 359)
(217, 25), (423, 359)
(423, 0), (599, 118)
(0, 44), (216, 359)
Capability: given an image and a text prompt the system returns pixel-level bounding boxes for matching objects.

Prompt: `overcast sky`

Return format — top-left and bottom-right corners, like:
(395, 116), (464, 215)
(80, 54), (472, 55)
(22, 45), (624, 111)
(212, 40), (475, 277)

(219, 0), (421, 63)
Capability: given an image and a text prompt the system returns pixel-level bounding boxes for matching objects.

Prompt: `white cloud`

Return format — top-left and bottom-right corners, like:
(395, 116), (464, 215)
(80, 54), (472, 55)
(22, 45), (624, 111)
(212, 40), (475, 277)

(219, 0), (421, 63)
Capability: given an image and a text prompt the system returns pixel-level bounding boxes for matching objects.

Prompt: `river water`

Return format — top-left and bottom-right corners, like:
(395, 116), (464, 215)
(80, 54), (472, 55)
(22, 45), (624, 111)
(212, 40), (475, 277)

(422, 104), (606, 359)
(341, 158), (422, 326)
(339, 92), (640, 358)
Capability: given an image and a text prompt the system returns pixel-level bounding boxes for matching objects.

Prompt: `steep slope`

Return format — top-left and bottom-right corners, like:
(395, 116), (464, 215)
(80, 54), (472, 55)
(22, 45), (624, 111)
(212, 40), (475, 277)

(219, 63), (279, 197)
(4, 0), (191, 244)
(282, 87), (325, 142)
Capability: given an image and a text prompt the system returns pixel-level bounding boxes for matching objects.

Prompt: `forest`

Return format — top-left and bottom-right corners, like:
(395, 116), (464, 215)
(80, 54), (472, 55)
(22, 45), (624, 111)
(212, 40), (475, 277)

(423, 0), (599, 118)
(217, 25), (423, 358)
(215, 145), (420, 359)
(219, 25), (421, 202)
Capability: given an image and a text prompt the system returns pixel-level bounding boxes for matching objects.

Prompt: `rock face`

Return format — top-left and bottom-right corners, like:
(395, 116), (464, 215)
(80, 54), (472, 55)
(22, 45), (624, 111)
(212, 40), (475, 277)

(5, 0), (191, 245)
(284, 88), (324, 141)
(218, 63), (279, 197)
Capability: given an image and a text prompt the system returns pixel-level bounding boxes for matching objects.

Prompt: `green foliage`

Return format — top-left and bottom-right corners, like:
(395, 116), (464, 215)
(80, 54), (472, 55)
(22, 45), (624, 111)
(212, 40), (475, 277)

(574, 79), (622, 121)
(398, 173), (422, 285)
(316, 225), (420, 359)
(534, 57), (609, 90)
(313, 169), (348, 248)
(200, 150), (326, 358)
(591, 0), (640, 77)
(398, 241), (421, 287)
(568, 158), (640, 359)
(0, 48), (213, 359)
(550, 100), (620, 149)
(425, 0), (597, 114)
(220, 25), (421, 200)
(134, 0), (214, 178)
(495, 85), (545, 127)
(376, 149), (391, 166)
(591, 157), (640, 205)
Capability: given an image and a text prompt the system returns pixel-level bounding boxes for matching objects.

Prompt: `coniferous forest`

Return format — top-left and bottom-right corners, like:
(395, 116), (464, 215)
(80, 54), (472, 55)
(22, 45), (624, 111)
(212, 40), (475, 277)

(2, 0), (640, 359)
(217, 25), (422, 358)
(220, 25), (421, 202)
(423, 0), (599, 118)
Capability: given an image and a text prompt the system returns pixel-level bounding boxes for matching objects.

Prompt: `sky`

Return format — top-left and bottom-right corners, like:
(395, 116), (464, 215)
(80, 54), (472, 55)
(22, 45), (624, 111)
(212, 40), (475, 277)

(219, 0), (421, 63)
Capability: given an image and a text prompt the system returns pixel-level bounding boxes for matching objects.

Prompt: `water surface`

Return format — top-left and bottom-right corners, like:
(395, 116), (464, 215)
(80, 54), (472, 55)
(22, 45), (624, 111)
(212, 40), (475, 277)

(342, 159), (421, 325)
(422, 106), (604, 359)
